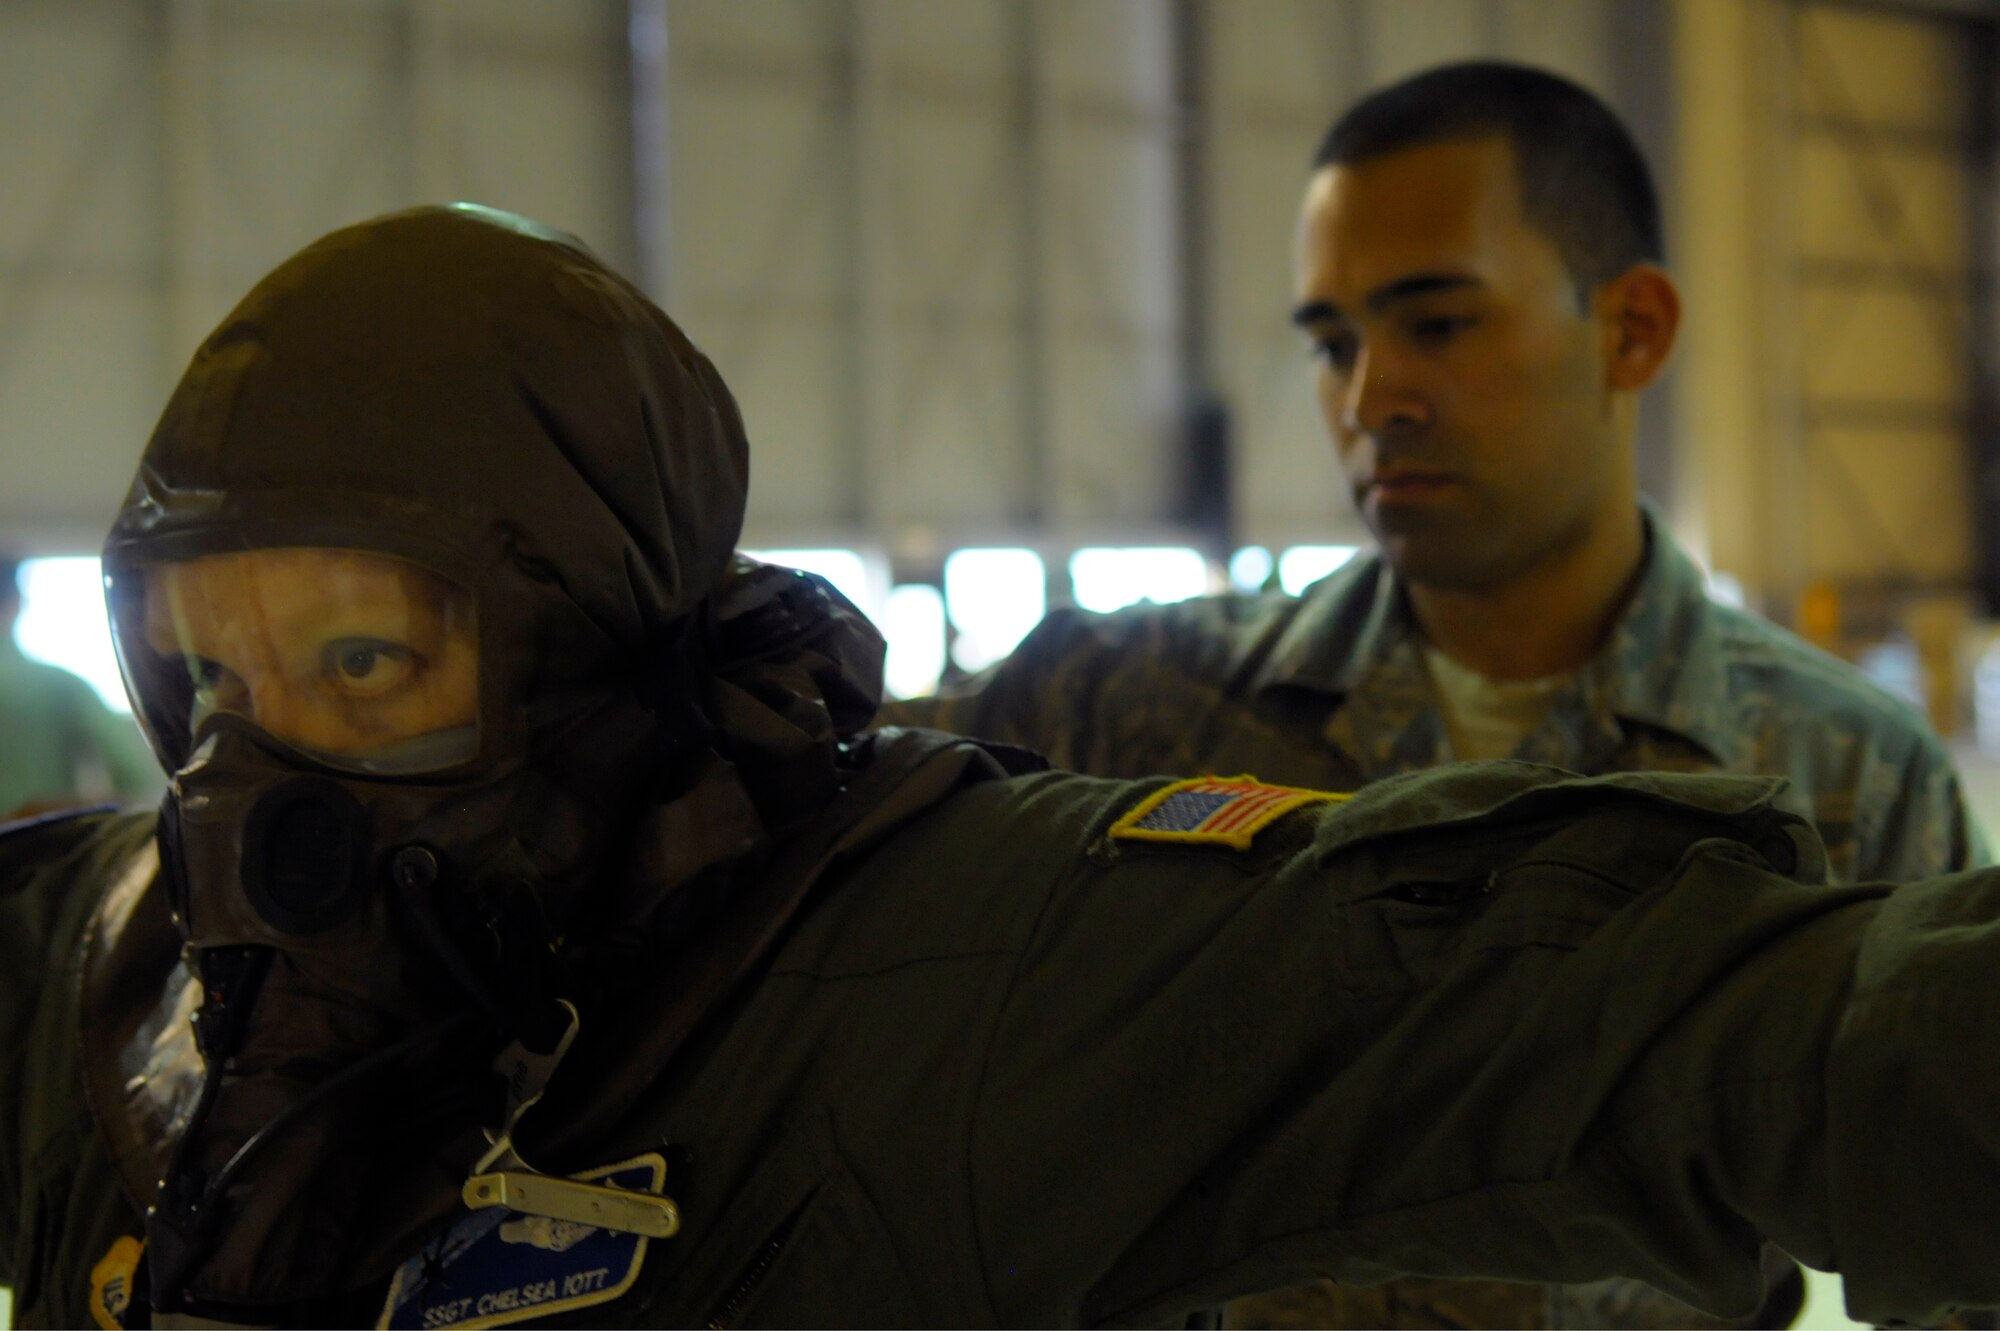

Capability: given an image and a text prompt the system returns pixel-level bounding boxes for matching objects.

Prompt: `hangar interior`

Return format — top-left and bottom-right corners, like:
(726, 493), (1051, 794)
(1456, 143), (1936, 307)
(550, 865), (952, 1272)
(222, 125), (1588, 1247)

(1, 2), (1997, 1326)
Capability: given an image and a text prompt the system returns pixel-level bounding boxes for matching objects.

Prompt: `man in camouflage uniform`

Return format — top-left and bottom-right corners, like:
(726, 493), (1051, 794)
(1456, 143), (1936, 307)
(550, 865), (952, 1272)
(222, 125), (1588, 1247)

(883, 62), (1989, 1329)
(887, 513), (1985, 890)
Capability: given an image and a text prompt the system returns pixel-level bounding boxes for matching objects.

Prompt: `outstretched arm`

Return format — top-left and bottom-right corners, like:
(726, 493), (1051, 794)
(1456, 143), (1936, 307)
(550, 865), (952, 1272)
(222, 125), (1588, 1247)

(955, 764), (1994, 1326)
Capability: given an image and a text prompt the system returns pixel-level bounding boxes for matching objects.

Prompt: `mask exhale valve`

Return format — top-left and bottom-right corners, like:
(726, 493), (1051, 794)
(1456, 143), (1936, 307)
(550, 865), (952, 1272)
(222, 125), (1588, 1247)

(242, 777), (371, 935)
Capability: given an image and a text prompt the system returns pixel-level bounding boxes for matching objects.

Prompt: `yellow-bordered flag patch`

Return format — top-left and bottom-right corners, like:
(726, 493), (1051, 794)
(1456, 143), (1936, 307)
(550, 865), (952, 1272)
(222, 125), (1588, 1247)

(1110, 776), (1348, 850)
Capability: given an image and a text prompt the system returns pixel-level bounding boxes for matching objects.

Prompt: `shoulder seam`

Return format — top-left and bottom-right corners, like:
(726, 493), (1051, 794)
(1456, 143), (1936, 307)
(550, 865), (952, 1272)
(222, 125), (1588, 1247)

(0, 804), (119, 844)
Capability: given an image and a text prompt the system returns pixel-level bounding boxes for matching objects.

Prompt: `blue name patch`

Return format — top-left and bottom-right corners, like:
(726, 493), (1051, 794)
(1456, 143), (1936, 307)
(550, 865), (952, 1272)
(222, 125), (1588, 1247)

(377, 1155), (665, 1329)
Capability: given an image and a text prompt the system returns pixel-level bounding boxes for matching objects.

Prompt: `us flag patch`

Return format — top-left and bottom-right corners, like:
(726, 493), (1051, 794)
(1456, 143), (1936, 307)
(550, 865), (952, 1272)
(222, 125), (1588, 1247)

(1109, 776), (1348, 850)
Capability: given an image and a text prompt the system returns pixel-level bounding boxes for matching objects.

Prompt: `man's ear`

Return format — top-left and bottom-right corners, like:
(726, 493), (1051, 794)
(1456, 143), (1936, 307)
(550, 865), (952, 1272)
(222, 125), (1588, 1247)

(1597, 264), (1681, 392)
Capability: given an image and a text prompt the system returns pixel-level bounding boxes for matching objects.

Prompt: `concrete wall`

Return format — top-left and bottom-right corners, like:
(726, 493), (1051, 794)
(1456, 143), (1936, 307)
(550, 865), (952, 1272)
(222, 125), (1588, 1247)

(0, 0), (631, 551)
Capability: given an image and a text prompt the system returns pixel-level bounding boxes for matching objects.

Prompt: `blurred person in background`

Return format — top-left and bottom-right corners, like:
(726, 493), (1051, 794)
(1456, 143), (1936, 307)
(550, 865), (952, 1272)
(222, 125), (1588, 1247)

(881, 60), (1989, 1331)
(0, 553), (160, 820)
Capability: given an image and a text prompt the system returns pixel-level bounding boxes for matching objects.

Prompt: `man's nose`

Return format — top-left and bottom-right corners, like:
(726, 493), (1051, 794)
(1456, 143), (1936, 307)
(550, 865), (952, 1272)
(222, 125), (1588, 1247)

(1342, 345), (1429, 438)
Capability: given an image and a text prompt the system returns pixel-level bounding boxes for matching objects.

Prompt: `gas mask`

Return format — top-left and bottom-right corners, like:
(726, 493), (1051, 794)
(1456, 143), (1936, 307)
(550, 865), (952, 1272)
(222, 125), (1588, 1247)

(104, 543), (674, 1312)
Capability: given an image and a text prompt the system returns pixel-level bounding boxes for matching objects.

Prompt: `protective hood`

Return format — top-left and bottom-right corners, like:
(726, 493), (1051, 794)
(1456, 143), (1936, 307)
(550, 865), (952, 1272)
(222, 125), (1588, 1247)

(84, 205), (889, 1321)
(107, 203), (751, 773)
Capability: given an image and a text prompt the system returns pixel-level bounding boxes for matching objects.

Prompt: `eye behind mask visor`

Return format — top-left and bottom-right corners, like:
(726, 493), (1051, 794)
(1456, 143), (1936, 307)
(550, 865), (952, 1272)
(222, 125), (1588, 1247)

(109, 545), (484, 778)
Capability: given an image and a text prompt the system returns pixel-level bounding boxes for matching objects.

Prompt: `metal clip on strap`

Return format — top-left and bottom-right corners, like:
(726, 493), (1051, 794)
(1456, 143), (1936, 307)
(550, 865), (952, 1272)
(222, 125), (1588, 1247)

(474, 998), (581, 1175)
(461, 999), (680, 1239)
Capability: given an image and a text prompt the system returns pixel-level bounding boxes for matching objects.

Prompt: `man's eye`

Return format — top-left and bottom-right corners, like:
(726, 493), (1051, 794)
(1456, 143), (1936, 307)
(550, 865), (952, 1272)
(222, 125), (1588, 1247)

(1312, 333), (1359, 371)
(323, 639), (416, 698)
(1411, 315), (1477, 344)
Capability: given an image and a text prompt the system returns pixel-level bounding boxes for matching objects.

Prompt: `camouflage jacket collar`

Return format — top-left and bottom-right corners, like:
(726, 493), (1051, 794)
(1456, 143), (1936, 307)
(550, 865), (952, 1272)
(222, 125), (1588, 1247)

(1251, 505), (1746, 777)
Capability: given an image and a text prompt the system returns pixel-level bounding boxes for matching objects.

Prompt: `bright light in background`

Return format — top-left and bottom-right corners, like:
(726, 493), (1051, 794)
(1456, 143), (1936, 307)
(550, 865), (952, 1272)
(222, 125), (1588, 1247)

(1068, 547), (1207, 615)
(1277, 545), (1359, 596)
(1858, 636), (1927, 711)
(742, 548), (882, 620)
(1229, 546), (1275, 593)
(15, 557), (130, 713)
(944, 548), (1045, 673)
(1706, 570), (1747, 610)
(881, 584), (947, 700)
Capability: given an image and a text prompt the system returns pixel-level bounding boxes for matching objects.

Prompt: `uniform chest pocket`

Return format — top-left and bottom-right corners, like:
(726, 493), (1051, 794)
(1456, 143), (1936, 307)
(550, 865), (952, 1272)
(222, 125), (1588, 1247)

(1313, 767), (1811, 998)
(1333, 840), (1651, 997)
(646, 1111), (920, 1329)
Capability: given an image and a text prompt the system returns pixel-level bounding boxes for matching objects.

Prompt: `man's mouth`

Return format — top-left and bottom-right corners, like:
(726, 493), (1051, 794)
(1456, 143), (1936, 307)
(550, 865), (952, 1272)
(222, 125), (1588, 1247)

(1367, 469), (1458, 500)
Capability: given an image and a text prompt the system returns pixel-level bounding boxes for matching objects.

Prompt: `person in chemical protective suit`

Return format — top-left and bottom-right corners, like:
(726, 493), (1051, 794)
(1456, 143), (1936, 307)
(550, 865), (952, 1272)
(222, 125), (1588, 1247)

(6, 204), (2000, 1329)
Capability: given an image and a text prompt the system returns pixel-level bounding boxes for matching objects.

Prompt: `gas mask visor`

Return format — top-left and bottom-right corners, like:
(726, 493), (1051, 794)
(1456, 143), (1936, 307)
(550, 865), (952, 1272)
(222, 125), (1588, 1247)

(109, 546), (482, 778)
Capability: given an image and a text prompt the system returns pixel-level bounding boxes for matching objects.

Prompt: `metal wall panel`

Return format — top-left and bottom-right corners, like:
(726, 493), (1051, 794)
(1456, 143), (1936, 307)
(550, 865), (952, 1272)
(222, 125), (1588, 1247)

(1, 1), (168, 551)
(673, 0), (1186, 555)
(2, 0), (1650, 562)
(1199, 0), (1359, 554)
(0, 0), (630, 551)
(1787, 1), (1985, 597)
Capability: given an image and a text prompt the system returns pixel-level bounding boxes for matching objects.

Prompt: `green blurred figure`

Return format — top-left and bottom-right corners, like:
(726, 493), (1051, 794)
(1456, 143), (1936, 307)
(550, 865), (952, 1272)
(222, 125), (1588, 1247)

(0, 556), (160, 820)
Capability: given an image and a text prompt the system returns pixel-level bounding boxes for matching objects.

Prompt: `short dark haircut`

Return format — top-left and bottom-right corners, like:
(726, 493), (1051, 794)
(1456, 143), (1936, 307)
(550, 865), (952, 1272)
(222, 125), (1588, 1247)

(1315, 61), (1663, 293)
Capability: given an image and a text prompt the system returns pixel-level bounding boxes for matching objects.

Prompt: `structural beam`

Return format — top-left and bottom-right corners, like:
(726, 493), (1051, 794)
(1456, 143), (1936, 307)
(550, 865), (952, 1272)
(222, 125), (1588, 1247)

(1670, 0), (1790, 604)
(407, 0), (456, 205)
(162, 0), (213, 370)
(1020, 0), (1058, 529)
(844, 0), (891, 533)
(627, 0), (672, 303)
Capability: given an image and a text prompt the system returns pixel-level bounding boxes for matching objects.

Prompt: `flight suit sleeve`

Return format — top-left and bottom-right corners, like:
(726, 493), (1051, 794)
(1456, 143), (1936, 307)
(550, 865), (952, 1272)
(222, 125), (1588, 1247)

(0, 812), (139, 1285)
(960, 764), (1996, 1328)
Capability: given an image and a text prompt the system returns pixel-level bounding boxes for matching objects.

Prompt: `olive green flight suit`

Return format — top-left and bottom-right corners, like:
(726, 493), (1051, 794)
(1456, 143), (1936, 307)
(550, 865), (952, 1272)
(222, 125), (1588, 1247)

(4, 760), (1999, 1327)
(882, 516), (1990, 1329)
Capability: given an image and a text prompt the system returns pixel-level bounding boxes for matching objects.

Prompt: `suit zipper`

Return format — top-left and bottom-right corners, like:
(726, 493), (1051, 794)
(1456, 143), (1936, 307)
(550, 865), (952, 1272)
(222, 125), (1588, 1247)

(705, 1208), (804, 1329)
